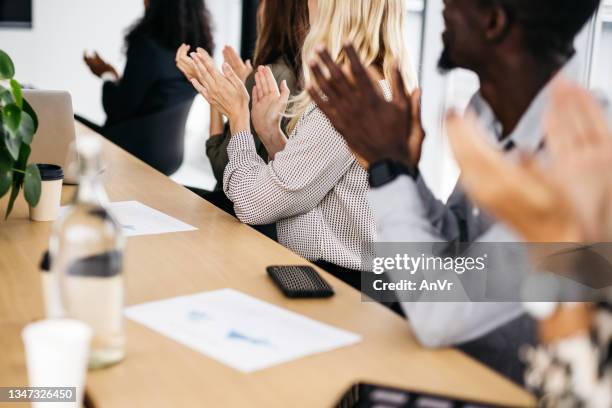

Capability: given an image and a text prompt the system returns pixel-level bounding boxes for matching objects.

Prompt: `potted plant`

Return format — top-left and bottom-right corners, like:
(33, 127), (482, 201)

(0, 49), (41, 219)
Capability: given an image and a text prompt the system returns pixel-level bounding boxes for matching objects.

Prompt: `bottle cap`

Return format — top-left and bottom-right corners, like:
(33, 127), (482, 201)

(76, 136), (102, 159)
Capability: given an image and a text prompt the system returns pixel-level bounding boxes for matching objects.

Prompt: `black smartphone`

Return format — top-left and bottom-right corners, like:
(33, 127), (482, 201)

(335, 382), (510, 408)
(267, 265), (334, 298)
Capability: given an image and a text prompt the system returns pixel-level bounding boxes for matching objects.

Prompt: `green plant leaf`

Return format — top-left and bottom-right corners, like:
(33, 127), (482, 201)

(10, 80), (22, 109)
(5, 142), (30, 219)
(3, 131), (21, 160)
(0, 50), (15, 80)
(24, 163), (41, 207)
(22, 99), (38, 133)
(5, 178), (21, 219)
(0, 150), (12, 197)
(2, 103), (21, 131)
(16, 111), (34, 145)
(0, 86), (13, 106)
(14, 142), (30, 173)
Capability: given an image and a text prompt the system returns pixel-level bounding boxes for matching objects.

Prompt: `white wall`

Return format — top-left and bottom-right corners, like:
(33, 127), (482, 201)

(0, 0), (241, 125)
(1, 0), (144, 123)
(1, 0), (242, 190)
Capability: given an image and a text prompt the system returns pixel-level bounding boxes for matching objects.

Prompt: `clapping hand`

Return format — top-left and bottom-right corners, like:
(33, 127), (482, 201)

(188, 48), (251, 135)
(446, 79), (612, 243)
(543, 79), (612, 242)
(176, 44), (198, 80)
(251, 66), (290, 159)
(222, 46), (253, 83)
(84, 51), (119, 80)
(307, 44), (424, 170)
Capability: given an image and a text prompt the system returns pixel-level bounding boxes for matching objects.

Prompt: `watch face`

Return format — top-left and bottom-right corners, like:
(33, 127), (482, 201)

(369, 161), (415, 188)
(369, 161), (395, 188)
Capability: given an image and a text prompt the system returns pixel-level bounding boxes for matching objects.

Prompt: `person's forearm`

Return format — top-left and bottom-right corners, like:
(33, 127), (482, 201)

(209, 108), (225, 136)
(369, 177), (525, 347)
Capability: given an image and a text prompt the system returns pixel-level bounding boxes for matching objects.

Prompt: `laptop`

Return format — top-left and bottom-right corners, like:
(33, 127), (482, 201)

(22, 90), (79, 184)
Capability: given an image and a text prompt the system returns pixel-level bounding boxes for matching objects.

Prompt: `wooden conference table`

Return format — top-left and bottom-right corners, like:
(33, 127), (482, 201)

(0, 122), (535, 407)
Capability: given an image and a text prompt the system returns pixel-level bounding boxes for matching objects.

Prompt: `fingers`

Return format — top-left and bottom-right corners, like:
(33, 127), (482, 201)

(315, 46), (354, 97)
(411, 88), (422, 125)
(176, 44), (189, 62)
(309, 61), (336, 98)
(344, 43), (380, 98)
(410, 88), (423, 128)
(257, 66), (271, 95)
(392, 65), (411, 106)
(252, 85), (259, 105)
(566, 81), (610, 144)
(279, 80), (290, 104)
(190, 78), (210, 101)
(194, 48), (224, 83)
(309, 60), (351, 113)
(263, 66), (280, 96)
(254, 70), (266, 100)
(222, 62), (245, 91)
(190, 52), (212, 86)
(307, 86), (328, 111)
(223, 46), (241, 68)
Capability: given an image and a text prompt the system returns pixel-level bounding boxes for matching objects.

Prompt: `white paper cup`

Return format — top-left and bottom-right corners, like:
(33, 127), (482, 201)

(29, 164), (64, 222)
(22, 319), (92, 408)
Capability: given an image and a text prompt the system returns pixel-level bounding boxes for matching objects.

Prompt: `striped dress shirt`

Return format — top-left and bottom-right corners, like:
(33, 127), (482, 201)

(223, 84), (392, 271)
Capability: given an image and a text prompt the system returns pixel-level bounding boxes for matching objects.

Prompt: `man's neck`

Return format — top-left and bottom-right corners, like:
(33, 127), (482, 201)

(476, 52), (570, 139)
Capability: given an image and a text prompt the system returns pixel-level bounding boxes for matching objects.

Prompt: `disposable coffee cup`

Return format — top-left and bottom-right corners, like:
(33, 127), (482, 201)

(30, 164), (64, 222)
(22, 319), (92, 408)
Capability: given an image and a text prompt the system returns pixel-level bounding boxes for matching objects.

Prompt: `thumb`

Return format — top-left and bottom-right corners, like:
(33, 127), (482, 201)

(252, 85), (259, 104)
(279, 80), (290, 104)
(246, 59), (253, 70)
(410, 88), (423, 135)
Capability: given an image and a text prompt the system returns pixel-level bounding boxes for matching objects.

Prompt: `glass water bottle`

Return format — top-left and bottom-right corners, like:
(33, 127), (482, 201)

(49, 136), (126, 369)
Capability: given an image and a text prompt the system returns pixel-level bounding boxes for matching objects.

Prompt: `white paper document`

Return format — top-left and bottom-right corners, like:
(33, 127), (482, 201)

(125, 289), (362, 372)
(61, 201), (197, 237)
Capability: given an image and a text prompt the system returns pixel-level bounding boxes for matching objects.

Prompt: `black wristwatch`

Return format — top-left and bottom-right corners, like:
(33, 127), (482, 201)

(368, 160), (418, 188)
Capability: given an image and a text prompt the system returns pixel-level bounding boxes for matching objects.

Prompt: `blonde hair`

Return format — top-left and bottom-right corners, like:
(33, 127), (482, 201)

(287, 0), (417, 134)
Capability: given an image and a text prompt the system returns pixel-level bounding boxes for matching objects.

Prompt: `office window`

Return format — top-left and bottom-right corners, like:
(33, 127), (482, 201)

(0, 0), (32, 28)
(405, 0), (425, 78)
(590, 1), (612, 91)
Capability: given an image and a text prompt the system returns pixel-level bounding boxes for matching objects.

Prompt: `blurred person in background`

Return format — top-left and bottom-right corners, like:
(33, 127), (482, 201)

(307, 0), (602, 385)
(176, 0), (309, 233)
(446, 79), (612, 407)
(80, 0), (214, 173)
(185, 0), (417, 291)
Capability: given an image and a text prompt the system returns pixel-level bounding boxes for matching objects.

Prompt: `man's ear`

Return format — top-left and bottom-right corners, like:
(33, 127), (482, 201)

(484, 6), (510, 43)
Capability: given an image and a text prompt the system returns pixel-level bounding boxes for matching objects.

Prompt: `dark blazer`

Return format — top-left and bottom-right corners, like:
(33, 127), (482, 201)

(205, 58), (299, 190)
(102, 35), (196, 126)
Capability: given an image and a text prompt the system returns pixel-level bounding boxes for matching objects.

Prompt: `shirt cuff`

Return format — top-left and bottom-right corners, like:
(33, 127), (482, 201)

(206, 133), (225, 148)
(227, 130), (257, 154)
(101, 72), (117, 82)
(368, 175), (422, 221)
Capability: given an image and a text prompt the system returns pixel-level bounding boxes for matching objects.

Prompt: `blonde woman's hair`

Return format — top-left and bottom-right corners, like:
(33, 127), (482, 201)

(287, 0), (417, 134)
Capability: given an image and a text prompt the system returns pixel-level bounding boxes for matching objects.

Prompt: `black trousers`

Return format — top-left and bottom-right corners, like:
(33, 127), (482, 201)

(188, 187), (278, 242)
(314, 260), (405, 318)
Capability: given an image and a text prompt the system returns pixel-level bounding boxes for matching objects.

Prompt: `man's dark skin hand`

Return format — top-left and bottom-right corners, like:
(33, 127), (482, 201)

(307, 44), (424, 170)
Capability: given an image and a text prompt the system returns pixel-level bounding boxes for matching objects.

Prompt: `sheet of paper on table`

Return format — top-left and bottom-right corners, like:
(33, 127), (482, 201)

(61, 201), (197, 237)
(125, 289), (362, 373)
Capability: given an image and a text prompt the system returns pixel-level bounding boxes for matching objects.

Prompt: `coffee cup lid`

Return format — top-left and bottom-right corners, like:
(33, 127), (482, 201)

(36, 164), (64, 181)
